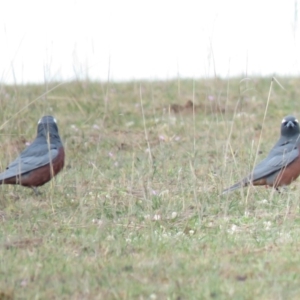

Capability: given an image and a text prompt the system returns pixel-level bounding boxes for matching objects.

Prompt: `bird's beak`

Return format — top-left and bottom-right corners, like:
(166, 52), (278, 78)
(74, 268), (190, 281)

(286, 121), (295, 128)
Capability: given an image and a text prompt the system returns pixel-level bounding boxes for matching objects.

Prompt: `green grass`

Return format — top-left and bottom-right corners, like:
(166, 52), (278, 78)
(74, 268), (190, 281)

(1, 77), (300, 299)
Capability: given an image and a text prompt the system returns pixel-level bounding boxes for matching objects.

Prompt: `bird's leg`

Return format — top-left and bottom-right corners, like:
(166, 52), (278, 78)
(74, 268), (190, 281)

(31, 187), (41, 196)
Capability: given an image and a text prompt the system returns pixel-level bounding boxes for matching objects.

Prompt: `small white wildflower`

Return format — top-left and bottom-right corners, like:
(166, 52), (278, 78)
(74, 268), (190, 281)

(71, 124), (79, 132)
(189, 230), (195, 235)
(144, 214), (151, 220)
(171, 212), (177, 219)
(153, 214), (161, 221)
(264, 221), (272, 230)
(97, 220), (103, 226)
(20, 279), (28, 287)
(106, 235), (115, 241)
(126, 121), (134, 127)
(151, 189), (157, 195)
(207, 221), (214, 227)
(228, 224), (238, 234)
(277, 232), (292, 243)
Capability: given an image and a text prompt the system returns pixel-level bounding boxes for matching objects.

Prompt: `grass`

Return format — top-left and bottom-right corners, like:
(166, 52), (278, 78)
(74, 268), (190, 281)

(1, 77), (300, 299)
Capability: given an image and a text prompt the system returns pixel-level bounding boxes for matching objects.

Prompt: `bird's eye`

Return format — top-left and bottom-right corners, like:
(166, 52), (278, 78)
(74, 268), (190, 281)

(295, 119), (299, 123)
(282, 119), (286, 124)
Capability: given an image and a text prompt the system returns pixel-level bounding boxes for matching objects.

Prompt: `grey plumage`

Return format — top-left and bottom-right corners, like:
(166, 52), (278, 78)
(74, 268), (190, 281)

(0, 115), (63, 182)
(222, 115), (300, 194)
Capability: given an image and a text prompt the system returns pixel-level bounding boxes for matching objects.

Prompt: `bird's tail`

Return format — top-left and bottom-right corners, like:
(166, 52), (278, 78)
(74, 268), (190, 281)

(222, 180), (248, 194)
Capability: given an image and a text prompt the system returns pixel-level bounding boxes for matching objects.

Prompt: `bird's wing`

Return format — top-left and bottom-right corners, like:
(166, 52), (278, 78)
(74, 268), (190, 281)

(222, 141), (299, 194)
(0, 143), (58, 180)
(250, 147), (299, 181)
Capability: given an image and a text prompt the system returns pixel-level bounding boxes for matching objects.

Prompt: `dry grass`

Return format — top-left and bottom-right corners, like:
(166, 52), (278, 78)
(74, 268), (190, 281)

(1, 77), (300, 299)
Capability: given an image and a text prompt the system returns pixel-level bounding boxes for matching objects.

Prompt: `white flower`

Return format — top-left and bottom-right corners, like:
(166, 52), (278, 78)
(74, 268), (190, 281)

(153, 214), (161, 221)
(171, 212), (177, 219)
(228, 224), (239, 234)
(263, 221), (272, 230)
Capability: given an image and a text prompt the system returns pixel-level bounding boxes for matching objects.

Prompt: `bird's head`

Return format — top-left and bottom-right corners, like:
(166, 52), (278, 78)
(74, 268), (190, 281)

(281, 115), (300, 137)
(37, 115), (59, 137)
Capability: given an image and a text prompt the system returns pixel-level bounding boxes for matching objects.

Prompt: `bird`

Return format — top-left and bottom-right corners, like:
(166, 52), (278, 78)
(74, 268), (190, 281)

(222, 115), (300, 194)
(0, 115), (65, 194)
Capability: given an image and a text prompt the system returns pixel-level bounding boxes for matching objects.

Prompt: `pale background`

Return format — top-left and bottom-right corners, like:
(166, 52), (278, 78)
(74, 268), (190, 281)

(1, 0), (299, 84)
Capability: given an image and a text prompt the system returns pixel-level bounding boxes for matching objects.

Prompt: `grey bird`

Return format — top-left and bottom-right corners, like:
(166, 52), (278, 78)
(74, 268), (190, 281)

(222, 115), (300, 194)
(0, 115), (65, 194)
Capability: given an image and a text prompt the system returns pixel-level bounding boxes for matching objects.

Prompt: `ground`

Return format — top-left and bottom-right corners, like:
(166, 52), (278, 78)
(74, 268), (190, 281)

(1, 77), (300, 299)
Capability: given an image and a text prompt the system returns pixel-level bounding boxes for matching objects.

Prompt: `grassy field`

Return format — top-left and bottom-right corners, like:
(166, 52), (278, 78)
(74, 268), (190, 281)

(1, 77), (300, 299)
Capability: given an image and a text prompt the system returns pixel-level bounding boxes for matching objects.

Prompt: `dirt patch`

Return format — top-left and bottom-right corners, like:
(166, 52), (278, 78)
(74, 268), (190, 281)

(167, 100), (226, 114)
(4, 238), (43, 249)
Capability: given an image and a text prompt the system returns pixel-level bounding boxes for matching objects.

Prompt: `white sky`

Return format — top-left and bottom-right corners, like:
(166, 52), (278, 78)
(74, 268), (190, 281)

(1, 0), (299, 83)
